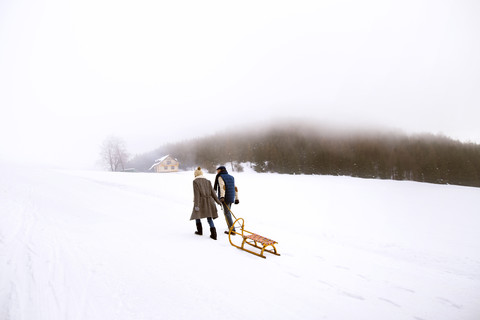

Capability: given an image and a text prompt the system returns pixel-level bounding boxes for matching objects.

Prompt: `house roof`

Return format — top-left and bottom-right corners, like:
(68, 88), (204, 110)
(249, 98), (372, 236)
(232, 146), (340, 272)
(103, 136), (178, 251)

(155, 155), (170, 163)
(149, 155), (178, 170)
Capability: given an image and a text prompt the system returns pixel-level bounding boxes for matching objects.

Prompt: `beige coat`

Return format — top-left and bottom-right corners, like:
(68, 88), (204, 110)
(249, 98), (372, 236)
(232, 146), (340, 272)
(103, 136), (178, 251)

(190, 176), (221, 220)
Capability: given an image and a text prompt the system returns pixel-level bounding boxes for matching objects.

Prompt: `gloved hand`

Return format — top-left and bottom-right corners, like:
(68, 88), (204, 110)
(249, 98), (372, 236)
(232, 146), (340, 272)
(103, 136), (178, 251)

(195, 206), (199, 212)
(234, 199), (239, 205)
(220, 197), (225, 203)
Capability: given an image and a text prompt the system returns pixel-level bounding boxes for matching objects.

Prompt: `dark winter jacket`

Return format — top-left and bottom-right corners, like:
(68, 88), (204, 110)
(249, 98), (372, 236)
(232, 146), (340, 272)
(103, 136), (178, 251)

(190, 176), (221, 220)
(214, 169), (236, 204)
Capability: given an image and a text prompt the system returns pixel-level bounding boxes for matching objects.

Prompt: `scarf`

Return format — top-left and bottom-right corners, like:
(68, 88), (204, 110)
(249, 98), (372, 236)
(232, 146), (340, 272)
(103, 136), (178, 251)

(213, 168), (228, 193)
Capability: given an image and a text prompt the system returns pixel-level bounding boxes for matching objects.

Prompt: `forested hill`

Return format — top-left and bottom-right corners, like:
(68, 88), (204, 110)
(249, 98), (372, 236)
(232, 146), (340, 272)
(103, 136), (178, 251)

(127, 124), (480, 188)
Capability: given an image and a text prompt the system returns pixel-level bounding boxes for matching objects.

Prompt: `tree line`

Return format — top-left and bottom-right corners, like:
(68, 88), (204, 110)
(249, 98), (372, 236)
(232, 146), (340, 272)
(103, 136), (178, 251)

(127, 124), (480, 188)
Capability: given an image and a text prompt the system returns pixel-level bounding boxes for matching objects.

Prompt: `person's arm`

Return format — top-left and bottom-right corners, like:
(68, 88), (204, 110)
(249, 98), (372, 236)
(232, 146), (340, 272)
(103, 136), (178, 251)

(211, 185), (221, 205)
(218, 176), (226, 199)
(193, 181), (200, 209)
(234, 186), (239, 204)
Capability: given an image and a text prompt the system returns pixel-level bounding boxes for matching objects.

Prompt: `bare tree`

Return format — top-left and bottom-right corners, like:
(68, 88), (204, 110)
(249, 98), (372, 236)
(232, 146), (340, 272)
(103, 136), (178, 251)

(100, 136), (130, 171)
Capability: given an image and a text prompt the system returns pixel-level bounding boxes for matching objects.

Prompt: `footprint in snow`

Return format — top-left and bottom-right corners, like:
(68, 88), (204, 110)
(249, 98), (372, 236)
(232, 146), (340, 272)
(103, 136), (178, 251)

(391, 285), (415, 294)
(437, 297), (462, 309)
(318, 280), (334, 288)
(335, 265), (350, 271)
(378, 297), (401, 308)
(341, 291), (365, 301)
(356, 274), (369, 281)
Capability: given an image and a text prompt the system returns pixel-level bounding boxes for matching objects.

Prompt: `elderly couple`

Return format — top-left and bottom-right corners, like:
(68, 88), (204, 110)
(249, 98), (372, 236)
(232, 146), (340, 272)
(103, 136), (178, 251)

(190, 165), (239, 240)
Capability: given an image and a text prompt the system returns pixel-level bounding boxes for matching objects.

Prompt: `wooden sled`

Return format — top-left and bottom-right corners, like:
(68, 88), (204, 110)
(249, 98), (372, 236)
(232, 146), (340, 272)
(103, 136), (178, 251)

(227, 217), (280, 259)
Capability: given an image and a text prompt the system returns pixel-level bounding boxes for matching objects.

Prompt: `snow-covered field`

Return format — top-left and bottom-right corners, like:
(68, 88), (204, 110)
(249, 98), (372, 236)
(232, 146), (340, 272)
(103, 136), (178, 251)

(0, 163), (479, 320)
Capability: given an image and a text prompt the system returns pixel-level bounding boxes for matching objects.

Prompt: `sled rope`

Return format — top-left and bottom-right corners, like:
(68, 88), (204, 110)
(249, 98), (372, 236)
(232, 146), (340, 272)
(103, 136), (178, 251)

(221, 202), (242, 229)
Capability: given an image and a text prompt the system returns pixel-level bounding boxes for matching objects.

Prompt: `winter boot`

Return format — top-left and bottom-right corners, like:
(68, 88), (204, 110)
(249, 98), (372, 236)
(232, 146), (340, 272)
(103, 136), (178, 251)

(210, 227), (217, 240)
(195, 221), (203, 235)
(224, 228), (236, 235)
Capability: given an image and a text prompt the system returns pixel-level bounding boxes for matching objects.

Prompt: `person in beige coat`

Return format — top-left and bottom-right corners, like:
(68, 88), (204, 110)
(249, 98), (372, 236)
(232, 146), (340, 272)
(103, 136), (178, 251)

(190, 167), (222, 240)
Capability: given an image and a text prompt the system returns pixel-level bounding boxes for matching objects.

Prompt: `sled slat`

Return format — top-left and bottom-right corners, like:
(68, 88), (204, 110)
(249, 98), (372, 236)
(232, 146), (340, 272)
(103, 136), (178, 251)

(244, 233), (277, 246)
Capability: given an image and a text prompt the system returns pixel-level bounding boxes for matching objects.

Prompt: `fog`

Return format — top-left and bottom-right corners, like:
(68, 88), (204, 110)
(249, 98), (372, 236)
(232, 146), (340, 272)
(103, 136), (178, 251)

(1, 0), (479, 168)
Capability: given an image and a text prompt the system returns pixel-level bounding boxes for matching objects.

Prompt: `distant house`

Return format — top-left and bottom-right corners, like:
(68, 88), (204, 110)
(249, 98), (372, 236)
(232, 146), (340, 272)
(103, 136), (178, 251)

(149, 155), (180, 173)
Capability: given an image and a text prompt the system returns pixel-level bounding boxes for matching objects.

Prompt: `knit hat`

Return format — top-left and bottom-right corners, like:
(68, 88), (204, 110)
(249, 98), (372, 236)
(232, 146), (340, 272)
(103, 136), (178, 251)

(216, 165), (226, 171)
(194, 167), (203, 177)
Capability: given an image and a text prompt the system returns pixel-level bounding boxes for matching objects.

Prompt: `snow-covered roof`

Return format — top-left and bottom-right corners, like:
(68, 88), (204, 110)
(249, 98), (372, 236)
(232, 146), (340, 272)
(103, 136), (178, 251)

(149, 155), (178, 170)
(154, 155), (170, 163)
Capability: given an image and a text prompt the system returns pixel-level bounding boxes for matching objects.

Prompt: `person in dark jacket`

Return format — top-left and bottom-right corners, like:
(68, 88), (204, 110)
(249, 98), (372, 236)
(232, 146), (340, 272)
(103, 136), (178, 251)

(190, 167), (222, 240)
(214, 165), (239, 234)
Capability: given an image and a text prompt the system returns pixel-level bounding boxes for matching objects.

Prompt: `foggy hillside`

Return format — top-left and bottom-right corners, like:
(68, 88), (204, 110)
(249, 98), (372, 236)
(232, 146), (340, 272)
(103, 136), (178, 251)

(127, 122), (480, 188)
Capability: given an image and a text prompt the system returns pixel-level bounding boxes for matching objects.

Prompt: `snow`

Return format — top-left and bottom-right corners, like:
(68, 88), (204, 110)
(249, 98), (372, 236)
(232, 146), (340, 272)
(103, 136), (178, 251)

(1, 164), (479, 320)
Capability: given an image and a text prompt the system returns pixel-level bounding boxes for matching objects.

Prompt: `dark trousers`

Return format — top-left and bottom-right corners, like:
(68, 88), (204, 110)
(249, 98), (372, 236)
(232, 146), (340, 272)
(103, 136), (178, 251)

(222, 202), (235, 231)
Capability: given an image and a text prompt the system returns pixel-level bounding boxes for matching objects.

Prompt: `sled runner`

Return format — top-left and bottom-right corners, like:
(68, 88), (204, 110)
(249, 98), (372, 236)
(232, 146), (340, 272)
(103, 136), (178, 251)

(224, 206), (280, 259)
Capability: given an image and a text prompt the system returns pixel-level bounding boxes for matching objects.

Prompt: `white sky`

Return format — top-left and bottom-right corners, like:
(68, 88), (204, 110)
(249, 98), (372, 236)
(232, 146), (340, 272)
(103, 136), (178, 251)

(1, 0), (479, 168)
